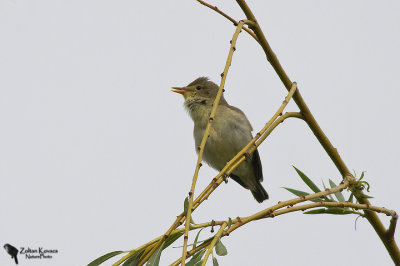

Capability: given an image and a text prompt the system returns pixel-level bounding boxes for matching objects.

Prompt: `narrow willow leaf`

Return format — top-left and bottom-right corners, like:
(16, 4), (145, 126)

(304, 208), (353, 215)
(329, 179), (346, 202)
(121, 249), (145, 266)
(354, 215), (362, 231)
(194, 260), (204, 266)
(292, 166), (321, 193)
(359, 194), (374, 199)
(359, 171), (365, 181)
(282, 187), (322, 202)
(227, 217), (232, 229)
(322, 180), (336, 201)
(215, 239), (228, 256)
(146, 244), (163, 266)
(348, 193), (354, 203)
(193, 229), (204, 249)
(186, 250), (206, 266)
(184, 197), (189, 216)
(164, 231), (184, 249)
(213, 257), (219, 266)
(283, 187), (308, 197)
(88, 251), (124, 266)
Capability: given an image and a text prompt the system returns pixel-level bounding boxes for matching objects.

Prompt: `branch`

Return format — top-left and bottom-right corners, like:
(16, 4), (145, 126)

(201, 223), (227, 266)
(170, 240), (211, 266)
(387, 213), (399, 242)
(196, 0), (258, 41)
(179, 20), (247, 266)
(232, 0), (400, 263)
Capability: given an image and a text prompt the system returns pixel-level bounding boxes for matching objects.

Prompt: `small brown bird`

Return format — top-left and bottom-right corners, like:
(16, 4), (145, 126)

(172, 77), (268, 202)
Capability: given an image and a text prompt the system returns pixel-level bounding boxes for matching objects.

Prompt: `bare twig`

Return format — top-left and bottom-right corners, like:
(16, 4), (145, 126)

(201, 223), (227, 266)
(180, 20), (246, 265)
(196, 0), (258, 41)
(387, 213), (399, 242)
(232, 0), (400, 263)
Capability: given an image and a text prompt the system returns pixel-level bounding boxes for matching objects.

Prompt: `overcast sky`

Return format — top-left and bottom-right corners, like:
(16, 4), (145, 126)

(1, 1), (399, 265)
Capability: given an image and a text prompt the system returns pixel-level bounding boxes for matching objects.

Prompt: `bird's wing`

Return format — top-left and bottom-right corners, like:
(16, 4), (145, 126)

(252, 149), (264, 182)
(227, 105), (253, 131)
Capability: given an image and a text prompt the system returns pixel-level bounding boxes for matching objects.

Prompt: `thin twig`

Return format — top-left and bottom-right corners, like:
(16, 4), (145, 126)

(180, 20), (246, 265)
(170, 240), (211, 266)
(226, 176), (351, 234)
(138, 215), (184, 265)
(273, 202), (397, 218)
(387, 213), (399, 242)
(232, 0), (400, 264)
(196, 0), (258, 41)
(201, 223), (227, 266)
(193, 84), (299, 207)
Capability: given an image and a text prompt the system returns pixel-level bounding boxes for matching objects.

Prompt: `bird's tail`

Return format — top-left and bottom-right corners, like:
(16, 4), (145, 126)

(251, 182), (269, 203)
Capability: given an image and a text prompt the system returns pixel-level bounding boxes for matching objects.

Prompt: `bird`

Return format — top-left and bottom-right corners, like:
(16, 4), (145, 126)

(172, 77), (268, 203)
(4, 243), (19, 264)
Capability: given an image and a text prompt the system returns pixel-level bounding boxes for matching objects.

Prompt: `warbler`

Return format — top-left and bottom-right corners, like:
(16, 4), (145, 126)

(172, 77), (268, 203)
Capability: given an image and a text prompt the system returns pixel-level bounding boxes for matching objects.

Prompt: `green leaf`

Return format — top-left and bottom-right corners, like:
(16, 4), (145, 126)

(282, 187), (322, 203)
(146, 244), (163, 266)
(348, 193), (354, 203)
(184, 197), (189, 216)
(283, 187), (308, 197)
(359, 194), (374, 199)
(121, 250), (145, 266)
(227, 217), (232, 229)
(329, 179), (346, 202)
(193, 229), (204, 249)
(186, 249), (206, 266)
(304, 208), (354, 215)
(215, 239), (227, 256)
(292, 166), (321, 193)
(322, 180), (336, 201)
(359, 171), (365, 181)
(354, 215), (362, 231)
(164, 231), (184, 249)
(213, 257), (219, 266)
(88, 251), (124, 266)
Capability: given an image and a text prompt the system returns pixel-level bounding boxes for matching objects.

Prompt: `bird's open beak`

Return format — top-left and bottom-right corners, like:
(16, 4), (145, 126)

(171, 87), (187, 95)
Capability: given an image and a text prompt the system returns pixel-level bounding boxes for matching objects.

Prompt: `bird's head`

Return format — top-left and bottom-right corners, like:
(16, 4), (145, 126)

(171, 77), (227, 105)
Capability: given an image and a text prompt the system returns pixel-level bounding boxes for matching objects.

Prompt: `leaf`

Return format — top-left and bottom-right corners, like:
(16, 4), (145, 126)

(348, 193), (354, 203)
(164, 231), (184, 249)
(215, 239), (227, 256)
(146, 244), (163, 266)
(186, 249), (206, 266)
(193, 229), (204, 249)
(184, 197), (189, 216)
(359, 171), (365, 181)
(282, 187), (322, 203)
(121, 250), (145, 266)
(359, 194), (374, 199)
(292, 166), (321, 193)
(322, 180), (336, 202)
(88, 251), (124, 266)
(183, 197), (196, 224)
(227, 217), (232, 229)
(304, 208), (354, 215)
(354, 215), (362, 231)
(213, 257), (219, 266)
(329, 179), (346, 202)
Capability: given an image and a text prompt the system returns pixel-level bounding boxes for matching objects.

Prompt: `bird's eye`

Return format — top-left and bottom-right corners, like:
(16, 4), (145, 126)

(196, 86), (201, 90)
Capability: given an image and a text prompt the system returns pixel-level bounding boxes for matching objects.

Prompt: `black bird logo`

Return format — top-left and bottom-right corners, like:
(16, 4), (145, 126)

(4, 244), (19, 264)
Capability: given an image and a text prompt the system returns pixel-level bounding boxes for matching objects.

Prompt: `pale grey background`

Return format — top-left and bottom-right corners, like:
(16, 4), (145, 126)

(0, 1), (399, 265)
